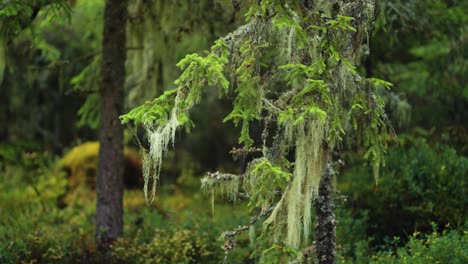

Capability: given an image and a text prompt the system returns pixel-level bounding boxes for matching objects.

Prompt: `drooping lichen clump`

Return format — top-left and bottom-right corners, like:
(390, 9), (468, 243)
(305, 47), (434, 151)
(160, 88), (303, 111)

(121, 40), (230, 202)
(143, 93), (180, 202)
(201, 171), (243, 213)
(287, 120), (326, 248)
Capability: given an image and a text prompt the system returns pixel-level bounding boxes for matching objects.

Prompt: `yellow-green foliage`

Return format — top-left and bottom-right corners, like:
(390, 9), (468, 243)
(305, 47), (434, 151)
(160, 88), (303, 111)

(244, 158), (292, 213)
(223, 40), (268, 147)
(111, 229), (214, 264)
(1, 170), (251, 263)
(57, 142), (141, 204)
(369, 230), (468, 264)
(122, 40), (230, 203)
(0, 152), (67, 210)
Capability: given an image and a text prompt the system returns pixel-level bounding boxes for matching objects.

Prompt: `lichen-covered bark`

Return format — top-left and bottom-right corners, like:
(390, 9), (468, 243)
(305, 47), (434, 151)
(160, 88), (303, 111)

(312, 3), (377, 261)
(96, 0), (127, 249)
(315, 162), (336, 264)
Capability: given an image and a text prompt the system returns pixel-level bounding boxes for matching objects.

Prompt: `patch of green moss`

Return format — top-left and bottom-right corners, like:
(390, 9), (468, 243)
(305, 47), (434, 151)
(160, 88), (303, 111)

(57, 142), (143, 205)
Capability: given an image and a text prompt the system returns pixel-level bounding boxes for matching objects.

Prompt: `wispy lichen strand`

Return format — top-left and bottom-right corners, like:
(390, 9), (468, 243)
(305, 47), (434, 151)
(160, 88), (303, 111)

(121, 40), (230, 202)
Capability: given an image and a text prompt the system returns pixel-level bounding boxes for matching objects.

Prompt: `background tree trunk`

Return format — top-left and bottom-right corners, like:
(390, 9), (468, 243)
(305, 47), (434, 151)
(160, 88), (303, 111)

(315, 162), (336, 264)
(96, 0), (127, 249)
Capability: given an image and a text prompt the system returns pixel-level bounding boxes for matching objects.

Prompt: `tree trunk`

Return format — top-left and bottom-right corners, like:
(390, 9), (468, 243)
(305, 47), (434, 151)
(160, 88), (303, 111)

(315, 162), (336, 264)
(96, 0), (127, 249)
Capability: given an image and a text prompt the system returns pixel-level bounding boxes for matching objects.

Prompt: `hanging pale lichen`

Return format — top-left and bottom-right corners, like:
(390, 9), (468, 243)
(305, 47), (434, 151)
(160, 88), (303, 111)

(261, 119), (326, 250)
(121, 40), (230, 203)
(292, 120), (326, 246)
(201, 171), (243, 214)
(142, 93), (180, 202)
(140, 148), (152, 201)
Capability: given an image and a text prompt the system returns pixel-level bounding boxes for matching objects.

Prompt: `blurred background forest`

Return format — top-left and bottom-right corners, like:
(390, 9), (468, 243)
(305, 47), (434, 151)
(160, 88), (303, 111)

(0, 0), (466, 263)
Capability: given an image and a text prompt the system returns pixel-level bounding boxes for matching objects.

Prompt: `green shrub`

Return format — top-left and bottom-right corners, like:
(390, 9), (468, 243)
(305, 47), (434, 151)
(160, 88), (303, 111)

(57, 142), (143, 193)
(0, 151), (67, 210)
(0, 169), (250, 264)
(111, 229), (214, 264)
(0, 151), (99, 264)
(335, 205), (370, 262)
(0, 206), (100, 263)
(370, 229), (468, 264)
(340, 140), (467, 244)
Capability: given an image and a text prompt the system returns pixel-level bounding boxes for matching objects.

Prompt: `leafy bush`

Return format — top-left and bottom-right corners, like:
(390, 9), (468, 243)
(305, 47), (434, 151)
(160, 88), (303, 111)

(111, 229), (214, 264)
(58, 142), (143, 191)
(340, 140), (467, 244)
(0, 154), (250, 264)
(335, 204), (370, 261)
(0, 151), (67, 210)
(0, 224), (98, 264)
(55, 142), (144, 207)
(370, 229), (468, 264)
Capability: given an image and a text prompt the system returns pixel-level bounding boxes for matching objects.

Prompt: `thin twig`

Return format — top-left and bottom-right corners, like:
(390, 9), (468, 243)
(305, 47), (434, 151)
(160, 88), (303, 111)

(221, 206), (275, 262)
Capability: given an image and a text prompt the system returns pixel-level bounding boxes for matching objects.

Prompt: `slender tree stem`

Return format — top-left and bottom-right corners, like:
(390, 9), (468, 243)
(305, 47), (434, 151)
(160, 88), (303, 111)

(96, 0), (127, 250)
(315, 162), (336, 264)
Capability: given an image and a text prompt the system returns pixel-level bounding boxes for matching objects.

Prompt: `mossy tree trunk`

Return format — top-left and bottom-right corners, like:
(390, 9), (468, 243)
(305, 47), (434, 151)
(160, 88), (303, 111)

(315, 161), (336, 264)
(96, 0), (127, 249)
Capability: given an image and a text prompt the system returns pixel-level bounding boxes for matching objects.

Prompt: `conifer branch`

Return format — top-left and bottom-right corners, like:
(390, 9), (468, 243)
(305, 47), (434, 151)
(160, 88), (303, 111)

(289, 245), (317, 264)
(262, 98), (283, 113)
(205, 171), (243, 182)
(221, 206), (275, 264)
(221, 22), (255, 45)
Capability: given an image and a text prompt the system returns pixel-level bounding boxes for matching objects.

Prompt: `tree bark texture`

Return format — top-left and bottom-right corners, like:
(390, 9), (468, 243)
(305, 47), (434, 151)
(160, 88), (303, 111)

(315, 163), (336, 264)
(96, 0), (127, 249)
